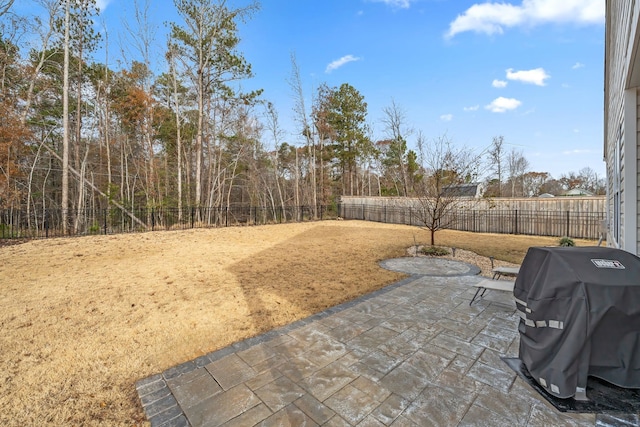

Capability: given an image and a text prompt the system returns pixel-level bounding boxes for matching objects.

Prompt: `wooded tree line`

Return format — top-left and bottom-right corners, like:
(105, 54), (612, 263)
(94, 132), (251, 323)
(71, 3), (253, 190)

(484, 136), (605, 198)
(0, 0), (603, 234)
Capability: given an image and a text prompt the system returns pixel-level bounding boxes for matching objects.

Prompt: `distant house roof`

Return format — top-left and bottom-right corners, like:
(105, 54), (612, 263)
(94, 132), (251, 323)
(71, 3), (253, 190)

(539, 193), (555, 198)
(442, 183), (484, 198)
(563, 188), (595, 197)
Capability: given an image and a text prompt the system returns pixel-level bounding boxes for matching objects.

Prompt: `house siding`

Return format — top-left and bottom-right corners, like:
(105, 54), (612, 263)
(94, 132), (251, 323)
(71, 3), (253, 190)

(605, 0), (640, 254)
(637, 89), (640, 253)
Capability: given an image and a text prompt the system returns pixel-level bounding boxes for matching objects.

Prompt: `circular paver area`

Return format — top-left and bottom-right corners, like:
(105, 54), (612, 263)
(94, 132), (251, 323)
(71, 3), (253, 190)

(380, 257), (480, 276)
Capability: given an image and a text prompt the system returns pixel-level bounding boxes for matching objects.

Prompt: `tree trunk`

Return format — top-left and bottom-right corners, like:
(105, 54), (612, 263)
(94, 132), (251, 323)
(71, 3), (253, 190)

(295, 147), (300, 218)
(74, 141), (90, 233)
(26, 140), (46, 229)
(103, 48), (112, 199)
(170, 52), (183, 220)
(74, 38), (84, 229)
(145, 107), (155, 206)
(195, 61), (204, 208)
(61, 0), (70, 234)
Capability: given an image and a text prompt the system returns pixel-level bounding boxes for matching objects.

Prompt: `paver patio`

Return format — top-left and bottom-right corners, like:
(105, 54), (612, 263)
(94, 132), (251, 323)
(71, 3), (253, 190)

(136, 258), (640, 426)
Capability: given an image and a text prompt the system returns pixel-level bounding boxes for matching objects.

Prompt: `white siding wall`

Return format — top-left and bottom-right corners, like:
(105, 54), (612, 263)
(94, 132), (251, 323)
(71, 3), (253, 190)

(637, 89), (640, 253)
(622, 89), (637, 253)
(605, 0), (640, 254)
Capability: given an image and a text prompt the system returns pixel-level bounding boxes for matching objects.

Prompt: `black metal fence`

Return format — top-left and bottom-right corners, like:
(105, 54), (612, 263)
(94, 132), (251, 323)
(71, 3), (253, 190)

(339, 204), (606, 240)
(1, 203), (606, 241)
(0, 205), (337, 240)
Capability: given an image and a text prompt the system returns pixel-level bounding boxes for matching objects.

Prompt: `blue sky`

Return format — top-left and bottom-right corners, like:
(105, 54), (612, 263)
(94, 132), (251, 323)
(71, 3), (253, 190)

(22, 0), (606, 180)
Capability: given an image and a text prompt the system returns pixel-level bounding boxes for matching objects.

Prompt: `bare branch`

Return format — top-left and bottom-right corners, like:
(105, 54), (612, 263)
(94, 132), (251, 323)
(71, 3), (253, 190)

(413, 135), (482, 245)
(0, 0), (14, 17)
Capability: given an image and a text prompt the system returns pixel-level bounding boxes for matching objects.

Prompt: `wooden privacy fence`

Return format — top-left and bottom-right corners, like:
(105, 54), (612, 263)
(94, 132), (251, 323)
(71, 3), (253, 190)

(341, 195), (606, 212)
(339, 204), (606, 240)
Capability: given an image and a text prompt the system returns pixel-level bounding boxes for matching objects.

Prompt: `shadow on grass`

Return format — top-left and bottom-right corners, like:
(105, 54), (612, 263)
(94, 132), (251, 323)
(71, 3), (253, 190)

(227, 223), (411, 338)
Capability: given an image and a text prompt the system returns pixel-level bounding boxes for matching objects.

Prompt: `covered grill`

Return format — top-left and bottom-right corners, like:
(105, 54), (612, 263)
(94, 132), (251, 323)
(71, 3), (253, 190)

(515, 246), (640, 400)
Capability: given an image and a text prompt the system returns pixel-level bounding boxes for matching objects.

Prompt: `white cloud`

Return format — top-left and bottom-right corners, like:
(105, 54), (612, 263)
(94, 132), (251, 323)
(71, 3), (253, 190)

(506, 68), (550, 86)
(325, 55), (361, 73)
(446, 0), (604, 39)
(369, 0), (413, 8)
(562, 148), (594, 155)
(440, 114), (453, 121)
(95, 0), (112, 12)
(464, 105), (480, 111)
(492, 79), (508, 88)
(572, 62), (585, 69)
(485, 97), (522, 113)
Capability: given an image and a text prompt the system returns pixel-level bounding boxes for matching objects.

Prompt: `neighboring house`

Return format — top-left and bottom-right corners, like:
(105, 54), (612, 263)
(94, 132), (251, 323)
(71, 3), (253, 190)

(442, 183), (484, 198)
(563, 188), (595, 197)
(604, 1), (640, 254)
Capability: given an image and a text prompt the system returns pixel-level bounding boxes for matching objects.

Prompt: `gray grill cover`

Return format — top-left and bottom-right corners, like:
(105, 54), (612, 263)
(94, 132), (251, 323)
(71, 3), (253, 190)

(515, 246), (640, 399)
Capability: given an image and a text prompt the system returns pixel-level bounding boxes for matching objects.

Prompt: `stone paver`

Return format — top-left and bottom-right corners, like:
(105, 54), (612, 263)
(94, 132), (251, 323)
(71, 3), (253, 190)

(379, 257), (480, 276)
(136, 256), (637, 426)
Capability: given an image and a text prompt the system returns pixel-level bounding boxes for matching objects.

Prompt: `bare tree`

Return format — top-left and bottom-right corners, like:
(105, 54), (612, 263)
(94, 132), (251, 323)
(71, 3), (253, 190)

(380, 100), (412, 196)
(577, 166), (605, 194)
(167, 42), (184, 218)
(521, 171), (550, 197)
(61, 0), (70, 233)
(560, 167), (606, 194)
(507, 148), (529, 197)
(122, 0), (158, 205)
(288, 52), (316, 215)
(413, 134), (481, 245)
(264, 102), (286, 217)
(19, 0), (61, 126)
(487, 135), (504, 197)
(312, 83), (333, 205)
(0, 0), (14, 17)
(100, 24), (112, 197)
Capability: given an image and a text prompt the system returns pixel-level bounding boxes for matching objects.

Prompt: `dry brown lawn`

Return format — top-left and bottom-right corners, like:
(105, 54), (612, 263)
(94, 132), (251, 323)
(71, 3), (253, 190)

(0, 220), (596, 426)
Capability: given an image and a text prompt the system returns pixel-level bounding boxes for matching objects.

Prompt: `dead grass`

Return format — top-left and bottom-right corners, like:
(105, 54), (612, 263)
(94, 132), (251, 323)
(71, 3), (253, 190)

(418, 229), (596, 265)
(0, 220), (597, 425)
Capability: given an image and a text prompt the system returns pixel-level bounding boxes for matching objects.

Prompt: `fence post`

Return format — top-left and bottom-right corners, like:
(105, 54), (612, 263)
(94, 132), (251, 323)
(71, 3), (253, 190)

(515, 209), (518, 235)
(566, 211), (570, 237)
(362, 204), (365, 221)
(473, 210), (476, 232)
(151, 208), (155, 231)
(103, 209), (107, 235)
(191, 207), (195, 228)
